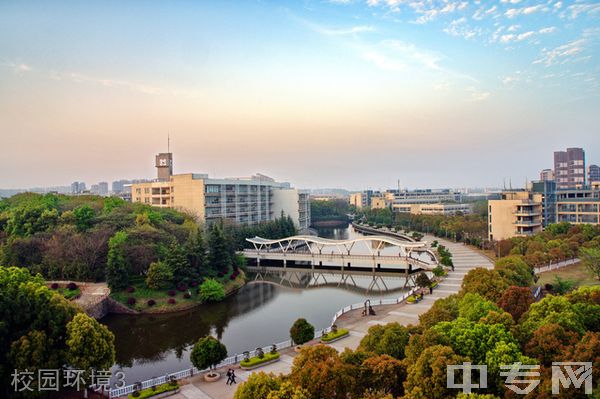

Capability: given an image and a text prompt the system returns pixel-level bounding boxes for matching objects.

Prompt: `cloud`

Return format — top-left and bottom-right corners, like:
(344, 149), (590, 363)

(466, 86), (490, 101)
(2, 62), (33, 73)
(505, 4), (545, 18)
(298, 18), (376, 36)
(361, 51), (406, 71)
(444, 17), (480, 39)
(499, 26), (556, 43)
(564, 3), (600, 19)
(50, 71), (162, 95)
(533, 39), (587, 66)
(538, 26), (556, 34)
(507, 24), (520, 32)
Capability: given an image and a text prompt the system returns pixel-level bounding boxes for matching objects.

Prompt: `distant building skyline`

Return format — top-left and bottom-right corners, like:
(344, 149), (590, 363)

(554, 147), (586, 189)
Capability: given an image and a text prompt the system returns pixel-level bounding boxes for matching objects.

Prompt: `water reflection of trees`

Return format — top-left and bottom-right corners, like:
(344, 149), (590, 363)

(103, 283), (278, 368)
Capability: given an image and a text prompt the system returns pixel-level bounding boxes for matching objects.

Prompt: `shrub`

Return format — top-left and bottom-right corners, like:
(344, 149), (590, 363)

(126, 286), (136, 293)
(168, 298), (176, 305)
(147, 299), (156, 307)
(240, 352), (280, 368)
(432, 265), (445, 277)
(190, 336), (228, 370)
(66, 282), (78, 290)
(183, 293), (191, 299)
(167, 290), (177, 297)
(290, 318), (314, 345)
(50, 283), (59, 290)
(146, 261), (173, 290)
(177, 283), (188, 292)
(199, 279), (225, 302)
(127, 297), (136, 306)
(190, 281), (199, 287)
(230, 274), (236, 280)
(407, 295), (416, 303)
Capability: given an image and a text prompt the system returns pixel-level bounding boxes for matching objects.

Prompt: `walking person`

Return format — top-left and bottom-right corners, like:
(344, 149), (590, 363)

(429, 285), (433, 295)
(225, 369), (232, 385)
(230, 369), (237, 385)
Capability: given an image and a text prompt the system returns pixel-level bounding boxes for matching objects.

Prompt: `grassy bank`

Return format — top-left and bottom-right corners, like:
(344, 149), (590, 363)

(110, 271), (246, 313)
(537, 262), (599, 288)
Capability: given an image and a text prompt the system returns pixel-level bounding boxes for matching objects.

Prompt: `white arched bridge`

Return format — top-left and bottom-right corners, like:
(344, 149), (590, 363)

(241, 235), (439, 291)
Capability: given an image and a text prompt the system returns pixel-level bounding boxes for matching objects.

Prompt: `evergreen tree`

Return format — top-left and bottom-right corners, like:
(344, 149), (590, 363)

(106, 231), (129, 290)
(208, 223), (232, 274)
(187, 227), (208, 277)
(166, 241), (195, 284)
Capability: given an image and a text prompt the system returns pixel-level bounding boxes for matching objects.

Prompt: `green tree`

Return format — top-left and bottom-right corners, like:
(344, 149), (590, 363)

(494, 255), (534, 287)
(404, 345), (469, 399)
(106, 231), (129, 290)
(518, 295), (586, 344)
(580, 246), (600, 281)
(208, 223), (232, 273)
(458, 293), (503, 322)
(419, 295), (460, 329)
(165, 241), (195, 283)
(73, 204), (95, 231)
(290, 318), (315, 345)
(290, 345), (358, 399)
(190, 336), (227, 371)
(266, 381), (310, 399)
(460, 268), (508, 302)
(358, 322), (410, 359)
(416, 272), (431, 289)
(234, 372), (281, 399)
(431, 317), (520, 365)
(66, 313), (116, 374)
(187, 227), (208, 277)
(361, 354), (406, 397)
(146, 261), (173, 289)
(199, 279), (225, 302)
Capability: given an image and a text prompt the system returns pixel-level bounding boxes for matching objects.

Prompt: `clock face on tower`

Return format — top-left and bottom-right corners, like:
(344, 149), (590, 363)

(159, 159), (167, 166)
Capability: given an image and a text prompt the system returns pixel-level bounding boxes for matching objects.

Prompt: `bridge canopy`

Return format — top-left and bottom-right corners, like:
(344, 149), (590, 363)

(246, 234), (429, 258)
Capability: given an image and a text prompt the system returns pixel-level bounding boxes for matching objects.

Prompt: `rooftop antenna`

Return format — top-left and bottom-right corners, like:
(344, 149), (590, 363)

(509, 178), (513, 190)
(503, 178), (506, 190)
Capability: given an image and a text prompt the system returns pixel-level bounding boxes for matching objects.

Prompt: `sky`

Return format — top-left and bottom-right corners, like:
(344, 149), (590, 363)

(0, 0), (599, 191)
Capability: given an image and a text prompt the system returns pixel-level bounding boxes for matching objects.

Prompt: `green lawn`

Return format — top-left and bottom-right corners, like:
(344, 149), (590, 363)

(240, 352), (280, 368)
(537, 262), (600, 288)
(127, 382), (178, 399)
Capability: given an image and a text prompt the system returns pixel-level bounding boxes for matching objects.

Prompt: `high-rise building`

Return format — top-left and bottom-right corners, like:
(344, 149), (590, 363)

(589, 164), (600, 183)
(112, 179), (131, 194)
(97, 182), (109, 196)
(71, 181), (86, 194)
(553, 147), (586, 189)
(131, 153), (310, 230)
(539, 169), (554, 181)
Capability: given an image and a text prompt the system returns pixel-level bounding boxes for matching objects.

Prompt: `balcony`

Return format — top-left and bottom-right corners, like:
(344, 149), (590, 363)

(514, 220), (542, 226)
(515, 210), (540, 216)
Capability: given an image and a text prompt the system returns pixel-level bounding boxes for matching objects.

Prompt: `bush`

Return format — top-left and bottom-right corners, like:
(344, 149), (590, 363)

(126, 286), (135, 293)
(432, 265), (445, 277)
(167, 290), (177, 297)
(240, 352), (280, 368)
(190, 336), (228, 370)
(66, 282), (78, 290)
(146, 261), (174, 290)
(177, 283), (188, 292)
(290, 318), (314, 345)
(127, 297), (136, 306)
(50, 283), (59, 290)
(127, 382), (178, 399)
(321, 328), (349, 342)
(147, 299), (156, 307)
(168, 298), (176, 304)
(407, 295), (416, 303)
(190, 281), (199, 287)
(199, 279), (225, 303)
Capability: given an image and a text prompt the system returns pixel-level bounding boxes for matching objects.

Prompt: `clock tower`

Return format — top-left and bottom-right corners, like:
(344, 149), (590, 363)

(155, 153), (173, 181)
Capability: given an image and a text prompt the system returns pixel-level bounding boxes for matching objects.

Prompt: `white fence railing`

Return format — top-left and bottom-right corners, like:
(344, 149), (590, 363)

(110, 287), (419, 398)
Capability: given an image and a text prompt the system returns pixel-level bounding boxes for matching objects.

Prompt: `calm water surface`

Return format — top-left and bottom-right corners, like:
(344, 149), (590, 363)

(104, 224), (410, 385)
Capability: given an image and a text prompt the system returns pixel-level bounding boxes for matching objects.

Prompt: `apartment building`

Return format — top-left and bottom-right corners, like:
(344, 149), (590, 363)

(555, 183), (600, 225)
(589, 164), (600, 183)
(488, 191), (543, 241)
(392, 189), (462, 204)
(394, 202), (472, 216)
(554, 147), (586, 189)
(131, 153), (310, 230)
(348, 190), (376, 209)
(540, 169), (554, 181)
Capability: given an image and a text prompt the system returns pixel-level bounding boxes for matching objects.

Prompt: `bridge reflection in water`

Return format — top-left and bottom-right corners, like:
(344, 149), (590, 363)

(242, 235), (439, 292)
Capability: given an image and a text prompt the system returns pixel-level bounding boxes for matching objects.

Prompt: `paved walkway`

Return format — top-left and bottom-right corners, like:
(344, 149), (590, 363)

(152, 236), (493, 399)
